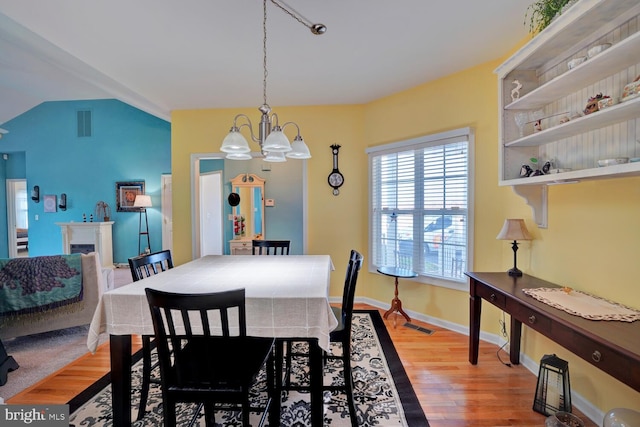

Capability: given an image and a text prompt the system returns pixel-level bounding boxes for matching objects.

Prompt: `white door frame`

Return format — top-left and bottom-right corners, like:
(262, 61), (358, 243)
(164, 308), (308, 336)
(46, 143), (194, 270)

(199, 171), (223, 256)
(6, 179), (25, 258)
(161, 174), (173, 252)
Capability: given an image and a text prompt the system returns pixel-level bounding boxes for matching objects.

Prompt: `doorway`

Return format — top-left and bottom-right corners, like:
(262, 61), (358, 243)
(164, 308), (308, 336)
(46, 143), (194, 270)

(6, 179), (28, 258)
(199, 171), (223, 256)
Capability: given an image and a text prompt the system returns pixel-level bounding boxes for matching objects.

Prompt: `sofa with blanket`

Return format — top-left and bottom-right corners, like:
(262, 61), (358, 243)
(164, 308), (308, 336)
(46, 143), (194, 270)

(0, 252), (109, 340)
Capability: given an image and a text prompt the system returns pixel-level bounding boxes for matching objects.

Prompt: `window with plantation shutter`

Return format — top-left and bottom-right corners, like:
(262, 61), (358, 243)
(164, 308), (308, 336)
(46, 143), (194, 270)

(367, 128), (474, 288)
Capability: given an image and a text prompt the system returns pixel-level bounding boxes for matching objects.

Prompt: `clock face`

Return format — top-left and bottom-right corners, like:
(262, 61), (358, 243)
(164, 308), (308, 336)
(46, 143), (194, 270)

(328, 171), (344, 188)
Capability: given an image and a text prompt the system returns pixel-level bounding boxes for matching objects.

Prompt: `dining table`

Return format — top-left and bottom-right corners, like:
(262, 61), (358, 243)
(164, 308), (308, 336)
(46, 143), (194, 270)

(87, 254), (337, 427)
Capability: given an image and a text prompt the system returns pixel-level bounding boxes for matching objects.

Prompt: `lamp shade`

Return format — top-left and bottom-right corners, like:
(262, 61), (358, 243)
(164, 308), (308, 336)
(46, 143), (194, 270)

(221, 130), (251, 153)
(496, 219), (532, 241)
(134, 194), (152, 208)
(226, 152), (253, 160)
(285, 137), (312, 159)
(263, 151), (286, 162)
(262, 129), (292, 152)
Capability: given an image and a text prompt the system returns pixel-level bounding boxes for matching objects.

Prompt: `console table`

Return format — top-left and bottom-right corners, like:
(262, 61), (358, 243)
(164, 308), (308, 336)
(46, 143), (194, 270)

(466, 272), (640, 392)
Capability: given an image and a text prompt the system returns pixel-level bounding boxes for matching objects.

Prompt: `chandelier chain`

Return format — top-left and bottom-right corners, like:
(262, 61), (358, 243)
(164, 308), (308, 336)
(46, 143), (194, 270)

(263, 0), (268, 107)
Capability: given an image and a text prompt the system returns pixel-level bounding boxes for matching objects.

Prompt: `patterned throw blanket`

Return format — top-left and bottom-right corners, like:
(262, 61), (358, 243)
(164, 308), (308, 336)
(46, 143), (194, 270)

(0, 254), (83, 318)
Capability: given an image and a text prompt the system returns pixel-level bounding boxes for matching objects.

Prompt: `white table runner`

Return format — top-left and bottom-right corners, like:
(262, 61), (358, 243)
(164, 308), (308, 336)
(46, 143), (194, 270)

(523, 287), (640, 322)
(87, 255), (337, 352)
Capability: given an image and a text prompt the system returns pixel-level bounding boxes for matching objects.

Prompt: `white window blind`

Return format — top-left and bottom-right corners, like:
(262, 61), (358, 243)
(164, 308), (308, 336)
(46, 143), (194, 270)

(368, 128), (473, 285)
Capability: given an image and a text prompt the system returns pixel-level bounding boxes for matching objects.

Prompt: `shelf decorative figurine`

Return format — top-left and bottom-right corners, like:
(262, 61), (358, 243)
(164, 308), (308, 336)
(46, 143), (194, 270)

(583, 93), (610, 115)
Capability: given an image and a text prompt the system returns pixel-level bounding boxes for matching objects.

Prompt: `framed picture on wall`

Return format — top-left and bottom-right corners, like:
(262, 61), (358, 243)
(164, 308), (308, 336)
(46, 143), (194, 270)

(116, 181), (145, 212)
(43, 194), (57, 213)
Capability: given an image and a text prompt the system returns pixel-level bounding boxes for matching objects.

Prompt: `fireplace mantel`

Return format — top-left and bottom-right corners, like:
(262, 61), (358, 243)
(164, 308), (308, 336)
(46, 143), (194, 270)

(56, 222), (114, 268)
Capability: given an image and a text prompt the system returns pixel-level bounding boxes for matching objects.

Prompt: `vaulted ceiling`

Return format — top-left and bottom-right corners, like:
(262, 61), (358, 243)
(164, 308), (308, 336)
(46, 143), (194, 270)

(0, 0), (533, 126)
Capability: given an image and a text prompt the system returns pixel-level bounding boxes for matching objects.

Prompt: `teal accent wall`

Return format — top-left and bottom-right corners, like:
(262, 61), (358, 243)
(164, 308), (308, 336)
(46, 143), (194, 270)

(0, 99), (171, 263)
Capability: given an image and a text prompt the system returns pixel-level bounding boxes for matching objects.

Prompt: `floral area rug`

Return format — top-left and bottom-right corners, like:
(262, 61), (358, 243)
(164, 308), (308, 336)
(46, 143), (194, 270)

(68, 310), (428, 426)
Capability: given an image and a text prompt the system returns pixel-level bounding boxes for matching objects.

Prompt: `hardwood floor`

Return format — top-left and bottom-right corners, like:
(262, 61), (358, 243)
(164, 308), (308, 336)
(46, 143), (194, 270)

(6, 303), (597, 426)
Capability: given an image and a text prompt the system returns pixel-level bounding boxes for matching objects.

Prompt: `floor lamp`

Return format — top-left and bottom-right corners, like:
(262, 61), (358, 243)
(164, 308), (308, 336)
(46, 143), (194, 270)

(134, 195), (152, 255)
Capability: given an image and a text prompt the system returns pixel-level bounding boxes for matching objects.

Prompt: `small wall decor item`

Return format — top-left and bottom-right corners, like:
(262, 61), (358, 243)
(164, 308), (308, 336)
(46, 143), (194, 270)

(116, 181), (145, 212)
(327, 144), (344, 196)
(43, 194), (57, 213)
(58, 193), (67, 211)
(31, 185), (40, 202)
(95, 201), (111, 221)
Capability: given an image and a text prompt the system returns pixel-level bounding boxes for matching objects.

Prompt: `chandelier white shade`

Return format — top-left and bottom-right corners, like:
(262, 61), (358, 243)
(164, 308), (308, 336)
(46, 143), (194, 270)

(220, 130), (250, 154)
(264, 151), (286, 162)
(220, 0), (323, 162)
(287, 136), (312, 159)
(263, 127), (291, 152)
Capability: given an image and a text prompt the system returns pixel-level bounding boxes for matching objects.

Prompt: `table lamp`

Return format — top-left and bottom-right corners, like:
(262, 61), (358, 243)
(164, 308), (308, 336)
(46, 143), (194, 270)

(496, 218), (532, 277)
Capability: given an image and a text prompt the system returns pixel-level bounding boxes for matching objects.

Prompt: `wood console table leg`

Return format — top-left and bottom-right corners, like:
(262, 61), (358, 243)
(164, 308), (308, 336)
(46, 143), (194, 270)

(469, 292), (481, 365)
(509, 316), (522, 365)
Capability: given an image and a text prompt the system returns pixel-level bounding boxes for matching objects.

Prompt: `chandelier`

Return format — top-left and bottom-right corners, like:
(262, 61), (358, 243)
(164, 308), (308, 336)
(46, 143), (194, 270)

(220, 0), (325, 162)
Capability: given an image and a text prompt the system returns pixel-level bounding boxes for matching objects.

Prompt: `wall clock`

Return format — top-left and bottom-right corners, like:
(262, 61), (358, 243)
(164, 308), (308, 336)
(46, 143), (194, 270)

(328, 144), (344, 196)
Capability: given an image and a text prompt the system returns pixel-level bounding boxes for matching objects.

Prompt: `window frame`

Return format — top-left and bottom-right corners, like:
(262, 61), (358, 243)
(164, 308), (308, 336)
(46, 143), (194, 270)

(367, 127), (475, 292)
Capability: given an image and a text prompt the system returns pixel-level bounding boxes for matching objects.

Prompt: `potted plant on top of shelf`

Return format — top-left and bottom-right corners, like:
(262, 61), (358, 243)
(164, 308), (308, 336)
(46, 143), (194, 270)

(525, 0), (578, 35)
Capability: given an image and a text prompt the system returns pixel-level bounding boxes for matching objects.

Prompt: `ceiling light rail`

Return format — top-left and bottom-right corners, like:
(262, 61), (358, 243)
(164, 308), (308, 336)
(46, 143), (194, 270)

(220, 0), (325, 162)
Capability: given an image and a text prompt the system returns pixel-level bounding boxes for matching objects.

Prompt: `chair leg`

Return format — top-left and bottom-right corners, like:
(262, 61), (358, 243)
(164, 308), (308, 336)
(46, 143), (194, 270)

(137, 335), (153, 421)
(203, 404), (215, 427)
(163, 397), (177, 427)
(242, 392), (251, 427)
(343, 352), (358, 427)
(284, 340), (293, 388)
(267, 348), (280, 426)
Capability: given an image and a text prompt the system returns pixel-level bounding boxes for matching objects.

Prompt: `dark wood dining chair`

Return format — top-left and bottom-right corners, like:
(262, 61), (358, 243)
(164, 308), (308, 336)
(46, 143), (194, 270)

(324, 249), (363, 426)
(145, 288), (276, 427)
(128, 249), (174, 420)
(279, 249), (363, 427)
(252, 239), (290, 255)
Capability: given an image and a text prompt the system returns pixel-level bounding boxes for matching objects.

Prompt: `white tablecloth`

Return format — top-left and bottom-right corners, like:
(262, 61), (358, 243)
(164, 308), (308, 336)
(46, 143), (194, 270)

(87, 255), (337, 352)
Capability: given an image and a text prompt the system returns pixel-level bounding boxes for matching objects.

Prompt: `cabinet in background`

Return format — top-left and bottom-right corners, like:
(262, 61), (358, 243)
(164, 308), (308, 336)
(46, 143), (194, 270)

(229, 240), (253, 255)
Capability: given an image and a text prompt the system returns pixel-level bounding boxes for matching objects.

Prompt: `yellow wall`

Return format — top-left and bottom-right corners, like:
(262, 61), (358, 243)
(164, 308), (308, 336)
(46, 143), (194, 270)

(171, 56), (640, 415)
(171, 105), (367, 298)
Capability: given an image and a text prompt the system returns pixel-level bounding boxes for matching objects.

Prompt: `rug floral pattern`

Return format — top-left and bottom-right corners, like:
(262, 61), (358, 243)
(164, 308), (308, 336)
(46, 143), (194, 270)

(69, 312), (412, 426)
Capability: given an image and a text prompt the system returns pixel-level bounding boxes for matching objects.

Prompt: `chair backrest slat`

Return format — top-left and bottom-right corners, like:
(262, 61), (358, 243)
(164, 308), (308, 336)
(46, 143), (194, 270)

(129, 250), (174, 282)
(252, 239), (290, 255)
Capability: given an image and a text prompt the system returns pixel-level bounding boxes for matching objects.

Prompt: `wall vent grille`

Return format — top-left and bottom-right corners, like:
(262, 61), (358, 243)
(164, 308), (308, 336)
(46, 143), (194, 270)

(77, 110), (92, 137)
